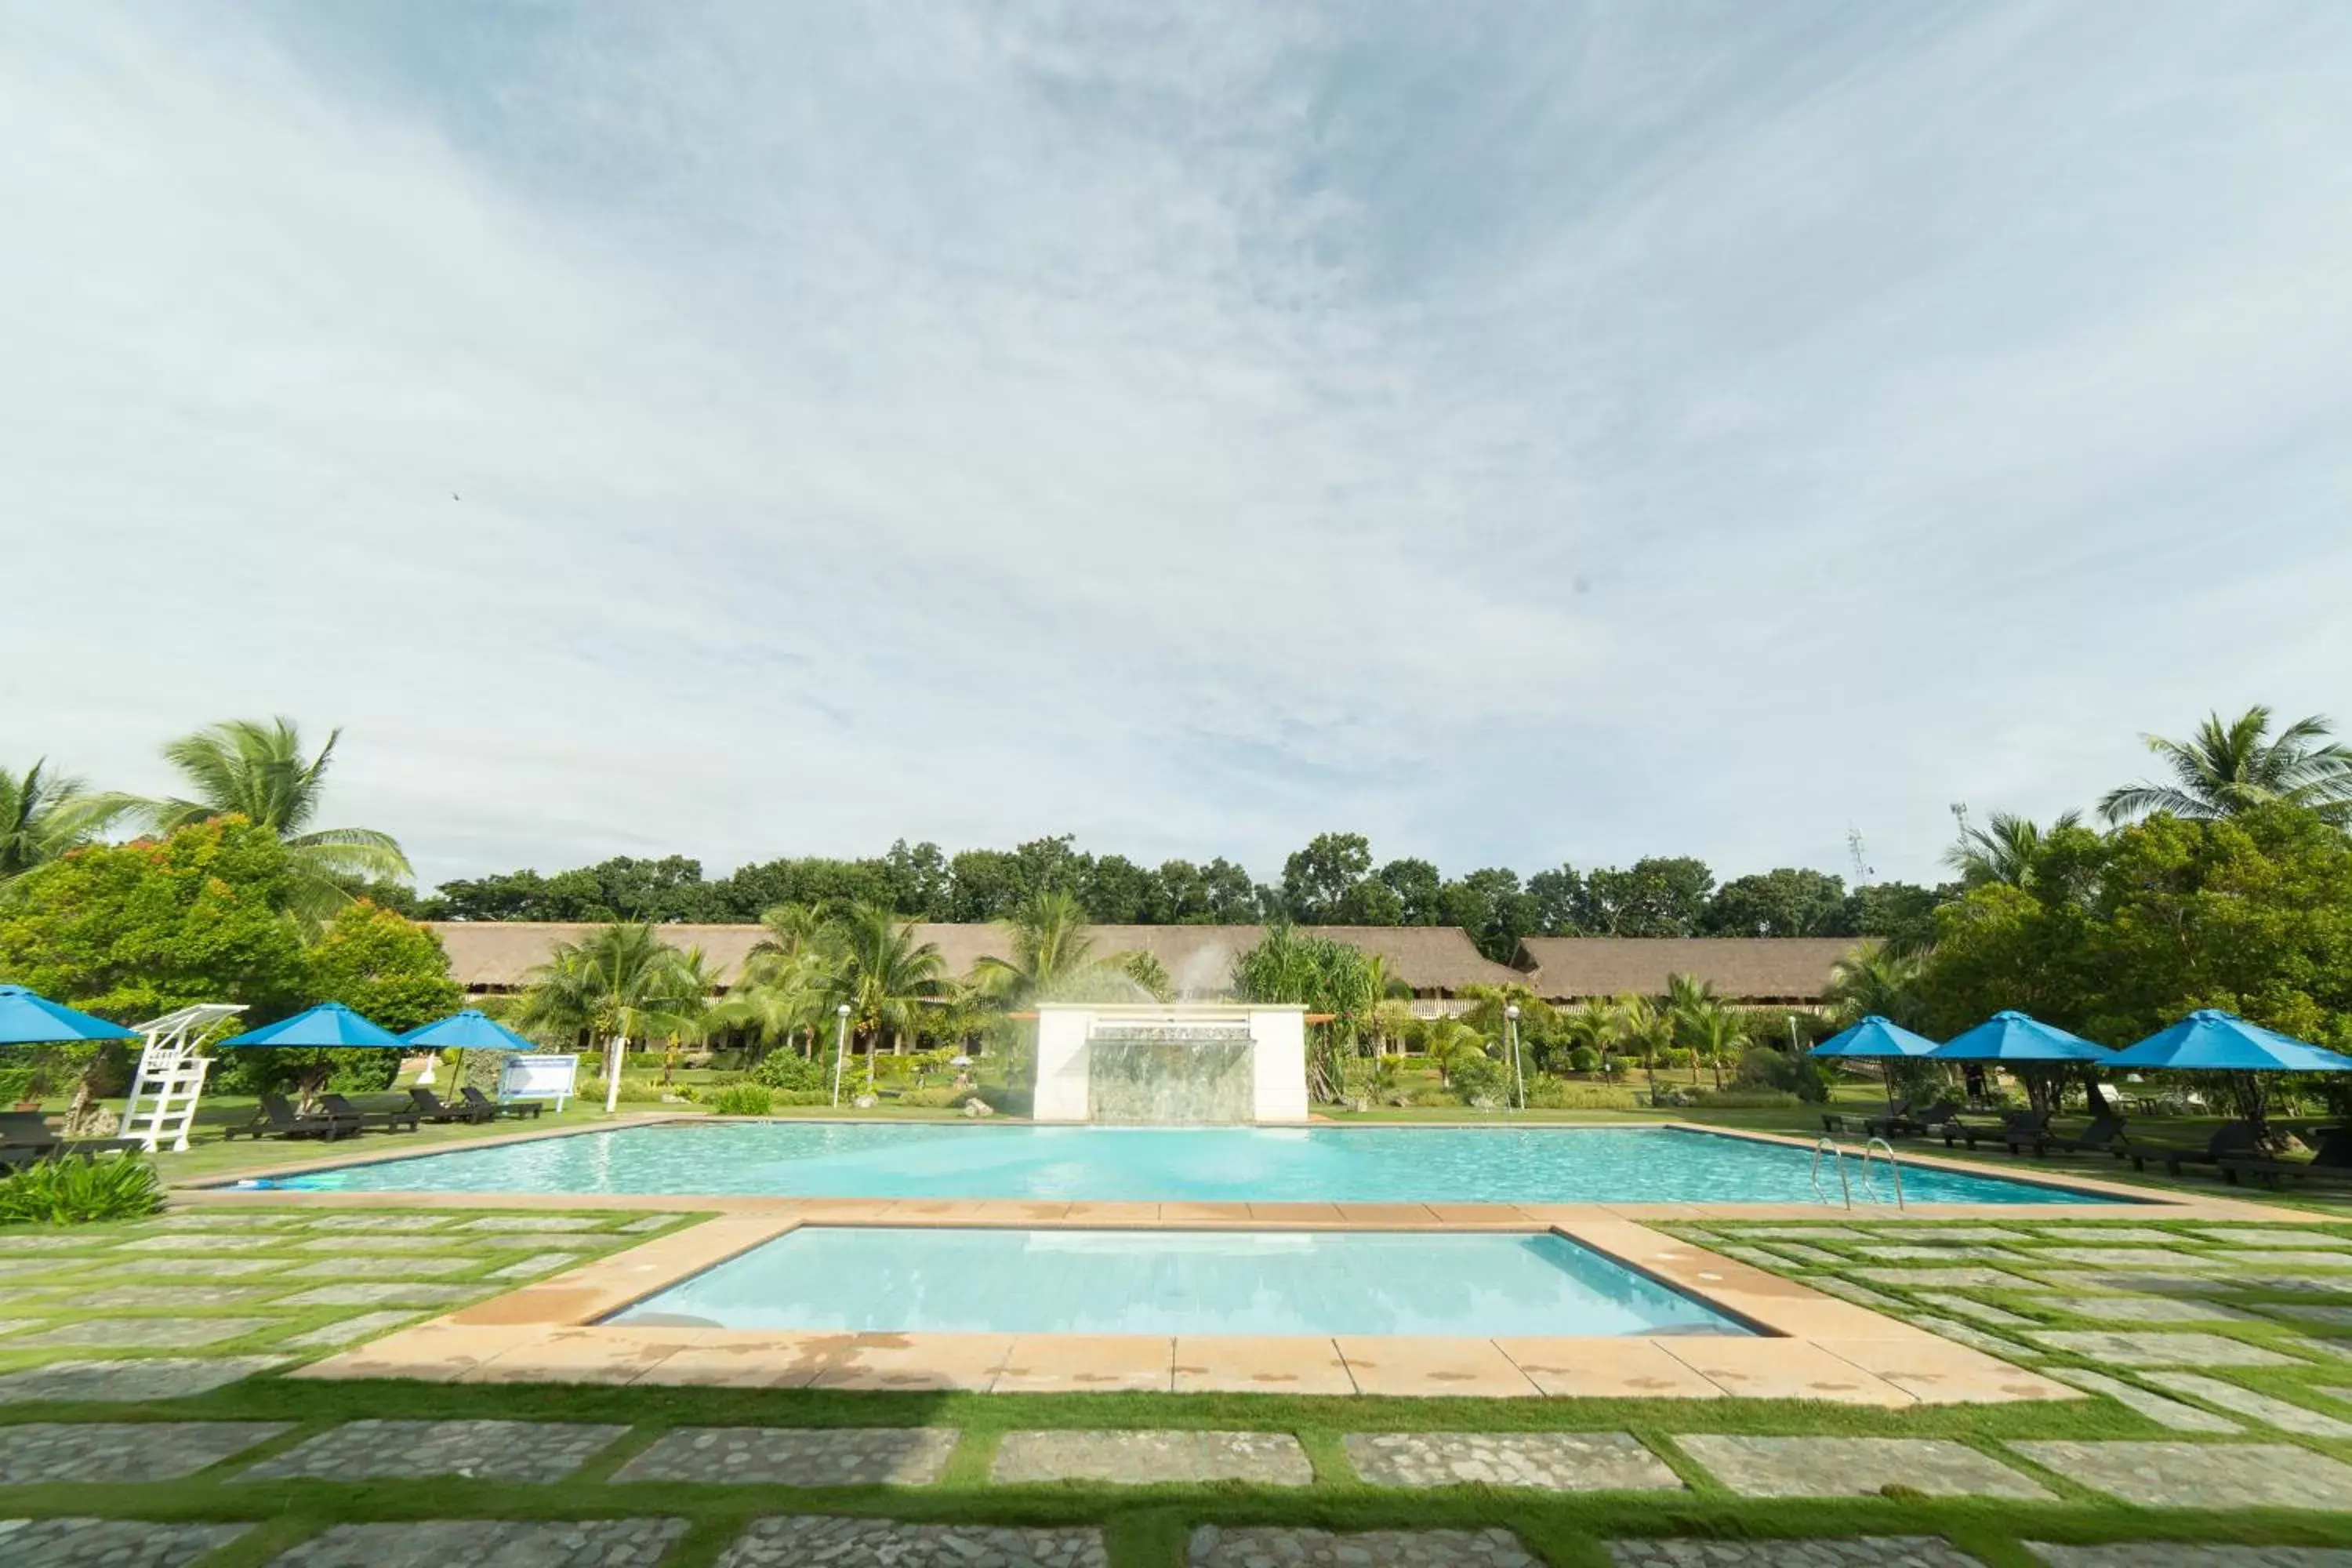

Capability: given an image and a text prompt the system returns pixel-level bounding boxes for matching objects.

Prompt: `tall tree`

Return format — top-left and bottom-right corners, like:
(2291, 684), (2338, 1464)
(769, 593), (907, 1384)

(971, 889), (1130, 1007)
(2100, 706), (2352, 826)
(1282, 832), (1374, 924)
(0, 760), (129, 888)
(1579, 858), (1716, 936)
(1823, 942), (1928, 1030)
(137, 717), (411, 922)
(1702, 868), (1850, 937)
(510, 923), (698, 1113)
(832, 902), (949, 1081)
(1946, 811), (2082, 887)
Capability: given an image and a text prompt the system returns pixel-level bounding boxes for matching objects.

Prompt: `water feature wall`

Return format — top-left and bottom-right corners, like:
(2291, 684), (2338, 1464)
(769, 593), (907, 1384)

(1086, 1025), (1254, 1123)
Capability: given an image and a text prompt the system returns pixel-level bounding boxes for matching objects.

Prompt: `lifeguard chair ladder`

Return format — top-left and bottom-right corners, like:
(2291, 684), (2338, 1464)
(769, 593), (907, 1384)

(120, 1004), (245, 1152)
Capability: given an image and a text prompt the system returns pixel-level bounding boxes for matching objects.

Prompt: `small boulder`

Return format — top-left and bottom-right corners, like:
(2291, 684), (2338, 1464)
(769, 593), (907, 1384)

(963, 1097), (995, 1118)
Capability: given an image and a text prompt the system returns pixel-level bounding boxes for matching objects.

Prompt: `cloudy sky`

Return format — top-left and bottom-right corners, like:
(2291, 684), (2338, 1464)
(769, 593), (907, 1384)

(5, 2), (2349, 894)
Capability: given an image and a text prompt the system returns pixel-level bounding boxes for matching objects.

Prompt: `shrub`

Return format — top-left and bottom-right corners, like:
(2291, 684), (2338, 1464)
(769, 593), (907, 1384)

(1680, 1087), (1800, 1109)
(1526, 1076), (1641, 1110)
(771, 1088), (830, 1107)
(0, 1155), (165, 1226)
(1734, 1044), (1831, 1103)
(1448, 1051), (1508, 1105)
(706, 1084), (774, 1116)
(1566, 1046), (1602, 1075)
(750, 1051), (829, 1092)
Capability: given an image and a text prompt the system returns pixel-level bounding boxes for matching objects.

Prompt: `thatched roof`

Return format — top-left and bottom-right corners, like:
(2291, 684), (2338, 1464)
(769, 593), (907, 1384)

(426, 920), (1523, 997)
(1510, 936), (1861, 1004)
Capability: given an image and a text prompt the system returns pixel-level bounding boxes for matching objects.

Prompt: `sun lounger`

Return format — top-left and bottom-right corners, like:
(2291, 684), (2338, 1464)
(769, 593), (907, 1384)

(321, 1092), (420, 1134)
(0, 1109), (144, 1167)
(463, 1086), (543, 1120)
(221, 1092), (360, 1142)
(1940, 1109), (2050, 1149)
(2131, 1120), (2260, 1176)
(2014, 1112), (2132, 1158)
(409, 1086), (495, 1124)
(2220, 1126), (2352, 1188)
(1866, 1099), (1958, 1139)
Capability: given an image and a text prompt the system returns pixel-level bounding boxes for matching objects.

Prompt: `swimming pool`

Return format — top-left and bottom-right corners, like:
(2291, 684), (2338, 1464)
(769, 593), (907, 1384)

(263, 1123), (2113, 1205)
(608, 1227), (1755, 1337)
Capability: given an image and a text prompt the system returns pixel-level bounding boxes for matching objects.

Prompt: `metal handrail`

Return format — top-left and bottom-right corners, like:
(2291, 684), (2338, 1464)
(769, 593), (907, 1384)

(1811, 1137), (1853, 1209)
(1860, 1137), (1907, 1209)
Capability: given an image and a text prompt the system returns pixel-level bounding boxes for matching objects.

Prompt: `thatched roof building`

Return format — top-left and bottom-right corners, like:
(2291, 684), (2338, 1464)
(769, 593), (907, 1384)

(1510, 936), (1860, 1005)
(426, 920), (1523, 1000)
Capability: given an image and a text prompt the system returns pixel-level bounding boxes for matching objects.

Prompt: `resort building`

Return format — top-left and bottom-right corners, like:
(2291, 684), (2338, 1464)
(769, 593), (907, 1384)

(1510, 935), (1859, 1007)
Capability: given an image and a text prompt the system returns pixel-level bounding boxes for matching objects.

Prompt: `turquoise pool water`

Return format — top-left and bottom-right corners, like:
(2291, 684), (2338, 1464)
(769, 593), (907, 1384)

(607, 1227), (1755, 1337)
(264, 1123), (2111, 1205)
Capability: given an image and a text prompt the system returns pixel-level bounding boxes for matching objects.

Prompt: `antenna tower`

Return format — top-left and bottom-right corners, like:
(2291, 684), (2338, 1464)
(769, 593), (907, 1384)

(1846, 826), (1873, 885)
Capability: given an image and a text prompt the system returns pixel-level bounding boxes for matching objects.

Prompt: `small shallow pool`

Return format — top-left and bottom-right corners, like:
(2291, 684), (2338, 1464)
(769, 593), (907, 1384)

(607, 1227), (1755, 1338)
(260, 1123), (2115, 1205)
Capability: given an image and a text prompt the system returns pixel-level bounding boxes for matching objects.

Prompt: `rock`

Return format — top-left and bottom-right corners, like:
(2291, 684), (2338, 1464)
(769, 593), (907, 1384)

(852, 1094), (878, 1110)
(963, 1098), (995, 1118)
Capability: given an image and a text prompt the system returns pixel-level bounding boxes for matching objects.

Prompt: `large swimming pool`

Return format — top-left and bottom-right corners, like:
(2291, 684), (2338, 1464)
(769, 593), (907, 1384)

(608, 1227), (1755, 1337)
(261, 1123), (2112, 1205)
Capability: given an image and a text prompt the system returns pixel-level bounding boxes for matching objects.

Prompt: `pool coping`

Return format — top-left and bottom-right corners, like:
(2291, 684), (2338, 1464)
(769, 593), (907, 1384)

(180, 1115), (2308, 1224)
(287, 1211), (2096, 1402)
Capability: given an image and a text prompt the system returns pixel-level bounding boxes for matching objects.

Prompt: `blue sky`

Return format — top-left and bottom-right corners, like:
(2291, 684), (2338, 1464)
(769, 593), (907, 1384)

(5, 2), (2349, 893)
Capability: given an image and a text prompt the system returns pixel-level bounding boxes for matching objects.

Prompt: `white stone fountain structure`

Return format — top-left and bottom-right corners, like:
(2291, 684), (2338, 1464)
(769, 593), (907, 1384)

(1030, 1003), (1309, 1124)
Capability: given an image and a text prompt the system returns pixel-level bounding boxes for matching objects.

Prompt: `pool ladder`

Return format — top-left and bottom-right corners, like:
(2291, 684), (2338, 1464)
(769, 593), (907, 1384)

(1810, 1136), (1906, 1210)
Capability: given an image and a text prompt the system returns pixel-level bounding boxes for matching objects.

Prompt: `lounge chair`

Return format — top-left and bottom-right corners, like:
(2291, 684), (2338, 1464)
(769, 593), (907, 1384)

(1940, 1109), (2051, 1150)
(1866, 1098), (1958, 1139)
(222, 1092), (360, 1142)
(0, 1109), (143, 1168)
(2220, 1127), (2352, 1188)
(2130, 1120), (2260, 1176)
(409, 1086), (494, 1125)
(321, 1092), (419, 1134)
(2014, 1112), (2132, 1158)
(463, 1086), (543, 1121)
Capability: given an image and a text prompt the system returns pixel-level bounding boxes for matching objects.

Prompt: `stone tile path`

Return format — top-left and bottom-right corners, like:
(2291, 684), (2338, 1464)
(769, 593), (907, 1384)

(2140, 1374), (2352, 1437)
(1344, 1431), (1679, 1491)
(0, 1517), (252, 1567)
(275, 1283), (481, 1307)
(0, 1358), (287, 1405)
(243, 1419), (626, 1483)
(289, 1257), (474, 1278)
(2024, 1331), (2293, 1367)
(282, 1311), (422, 1348)
(719, 1516), (1105, 1568)
(9, 1316), (278, 1348)
(486, 1251), (581, 1279)
(457, 1215), (608, 1231)
(1911, 1292), (2034, 1326)
(271, 1519), (688, 1567)
(74, 1285), (274, 1308)
(1610, 1541), (1986, 1567)
(2045, 1295), (2256, 1323)
(2039, 1369), (2240, 1432)
(2031, 1548), (2352, 1567)
(2009, 1442), (2352, 1510)
(1191, 1526), (1534, 1568)
(995, 1429), (1312, 1486)
(614, 1425), (958, 1486)
(1673, 1436), (2050, 1500)
(0, 1421), (291, 1484)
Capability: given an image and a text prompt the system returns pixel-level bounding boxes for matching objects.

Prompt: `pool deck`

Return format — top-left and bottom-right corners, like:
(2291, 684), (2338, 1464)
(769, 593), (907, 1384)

(194, 1116), (2318, 1401)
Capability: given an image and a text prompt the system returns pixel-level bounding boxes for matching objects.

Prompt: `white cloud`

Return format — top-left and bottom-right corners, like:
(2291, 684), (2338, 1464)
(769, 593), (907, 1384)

(4, 2), (2348, 891)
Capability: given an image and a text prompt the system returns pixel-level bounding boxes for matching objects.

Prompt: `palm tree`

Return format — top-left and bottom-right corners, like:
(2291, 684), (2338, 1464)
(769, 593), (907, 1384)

(1945, 810), (2082, 887)
(0, 760), (129, 889)
(1682, 1001), (1753, 1091)
(717, 943), (840, 1060)
(510, 923), (698, 1113)
(1561, 997), (1617, 1075)
(1664, 973), (1721, 1085)
(833, 902), (948, 1089)
(137, 717), (411, 920)
(1822, 941), (1925, 1029)
(2100, 706), (2352, 826)
(1611, 993), (1674, 1098)
(971, 889), (1116, 1007)
(656, 946), (719, 1084)
(1416, 1016), (1486, 1088)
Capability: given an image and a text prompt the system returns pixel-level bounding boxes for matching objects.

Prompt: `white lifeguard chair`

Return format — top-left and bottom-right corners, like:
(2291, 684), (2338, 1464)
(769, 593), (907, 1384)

(120, 1004), (245, 1152)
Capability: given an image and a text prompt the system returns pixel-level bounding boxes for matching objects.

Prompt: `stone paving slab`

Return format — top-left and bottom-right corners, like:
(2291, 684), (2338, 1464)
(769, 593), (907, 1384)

(1610, 1541), (1987, 1567)
(2036, 1272), (2252, 1296)
(2009, 1441), (2352, 1510)
(1853, 1268), (2045, 1289)
(1900, 1316), (2037, 1360)
(281, 1312), (422, 1348)
(2039, 1369), (2241, 1432)
(2194, 1229), (2352, 1249)
(9, 1316), (278, 1349)
(1854, 1247), (2024, 1262)
(275, 1283), (482, 1308)
(1766, 1243), (1848, 1265)
(2212, 1252), (2352, 1269)
(995, 1429), (1311, 1487)
(1345, 1431), (1678, 1491)
(1806, 1278), (1907, 1311)
(289, 1257), (477, 1278)
(73, 1284), (277, 1308)
(117, 1233), (282, 1252)
(2035, 1248), (2224, 1268)
(486, 1251), (583, 1279)
(2013, 1228), (2184, 1245)
(456, 1215), (609, 1232)
(1867, 1226), (2027, 1242)
(2031, 1547), (2352, 1567)
(0, 1357), (287, 1405)
(1911, 1292), (2034, 1326)
(0, 1517), (253, 1567)
(0, 1235), (107, 1250)
(1191, 1526), (1531, 1568)
(0, 1421), (292, 1484)
(615, 1214), (684, 1232)
(1674, 1436), (2050, 1500)
(115, 1257), (280, 1277)
(2024, 1331), (2294, 1367)
(2045, 1295), (2257, 1323)
(244, 1419), (627, 1483)
(1715, 1246), (1787, 1269)
(2261, 1303), (2352, 1328)
(270, 1519), (688, 1568)
(302, 1214), (451, 1232)
(2141, 1372), (2352, 1436)
(1727, 1226), (1867, 1240)
(720, 1516), (1105, 1568)
(292, 1235), (453, 1252)
(615, 1426), (958, 1486)
(0, 1319), (38, 1336)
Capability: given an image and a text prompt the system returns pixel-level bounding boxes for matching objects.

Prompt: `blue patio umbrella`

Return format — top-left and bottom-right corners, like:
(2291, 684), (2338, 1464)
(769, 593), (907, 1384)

(220, 1001), (404, 1049)
(0, 985), (136, 1046)
(1933, 1011), (2110, 1062)
(400, 1010), (537, 1052)
(2108, 1010), (2352, 1073)
(1809, 1014), (1944, 1111)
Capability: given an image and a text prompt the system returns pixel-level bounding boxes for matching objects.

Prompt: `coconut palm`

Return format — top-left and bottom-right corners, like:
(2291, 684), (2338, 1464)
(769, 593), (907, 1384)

(136, 717), (411, 920)
(1682, 1001), (1753, 1091)
(0, 760), (130, 889)
(716, 944), (840, 1059)
(1416, 1016), (1487, 1088)
(1822, 941), (1925, 1029)
(1664, 974), (1722, 1085)
(1944, 810), (2082, 887)
(655, 946), (719, 1084)
(510, 923), (699, 1113)
(1612, 993), (1675, 1097)
(971, 888), (1121, 1007)
(833, 902), (948, 1087)
(1561, 997), (1618, 1076)
(2100, 706), (2352, 826)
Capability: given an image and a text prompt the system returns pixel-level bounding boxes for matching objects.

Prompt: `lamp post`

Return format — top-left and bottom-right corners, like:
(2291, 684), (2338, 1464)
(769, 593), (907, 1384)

(829, 1003), (852, 1109)
(1505, 1004), (1524, 1111)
